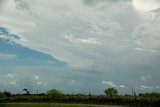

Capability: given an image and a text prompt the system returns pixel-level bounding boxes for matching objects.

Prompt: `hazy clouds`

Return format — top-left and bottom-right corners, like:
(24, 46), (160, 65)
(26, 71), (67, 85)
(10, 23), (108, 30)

(0, 0), (160, 94)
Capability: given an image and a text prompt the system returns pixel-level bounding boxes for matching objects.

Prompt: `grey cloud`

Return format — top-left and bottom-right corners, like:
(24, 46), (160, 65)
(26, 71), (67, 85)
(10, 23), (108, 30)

(14, 0), (38, 18)
(15, 0), (31, 12)
(83, 0), (130, 6)
(0, 0), (8, 10)
(14, 0), (39, 21)
(1, 0), (160, 94)
(0, 0), (7, 5)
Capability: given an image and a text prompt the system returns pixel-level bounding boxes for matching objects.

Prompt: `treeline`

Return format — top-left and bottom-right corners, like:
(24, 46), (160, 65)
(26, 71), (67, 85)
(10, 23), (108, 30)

(0, 88), (160, 106)
(139, 92), (160, 98)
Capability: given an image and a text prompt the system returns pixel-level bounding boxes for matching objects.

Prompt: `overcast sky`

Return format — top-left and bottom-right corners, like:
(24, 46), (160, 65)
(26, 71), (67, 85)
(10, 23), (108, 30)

(0, 0), (160, 94)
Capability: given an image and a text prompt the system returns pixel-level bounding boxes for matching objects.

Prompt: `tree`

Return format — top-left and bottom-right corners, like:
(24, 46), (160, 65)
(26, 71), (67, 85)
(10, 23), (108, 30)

(4, 91), (12, 98)
(104, 87), (118, 97)
(0, 92), (5, 98)
(23, 89), (30, 95)
(46, 89), (62, 99)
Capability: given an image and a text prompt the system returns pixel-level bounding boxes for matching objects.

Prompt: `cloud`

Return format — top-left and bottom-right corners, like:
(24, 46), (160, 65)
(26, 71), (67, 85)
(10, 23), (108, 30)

(0, 0), (160, 94)
(136, 84), (160, 92)
(8, 0), (137, 68)
(139, 85), (154, 91)
(0, 0), (8, 10)
(14, 0), (38, 18)
(134, 48), (157, 53)
(0, 53), (16, 60)
(34, 75), (39, 80)
(0, 0), (6, 5)
(140, 75), (150, 81)
(63, 35), (99, 45)
(2, 74), (19, 78)
(83, 0), (130, 6)
(15, 0), (30, 12)
(132, 0), (160, 12)
(102, 81), (127, 88)
(36, 82), (47, 86)
(8, 80), (19, 87)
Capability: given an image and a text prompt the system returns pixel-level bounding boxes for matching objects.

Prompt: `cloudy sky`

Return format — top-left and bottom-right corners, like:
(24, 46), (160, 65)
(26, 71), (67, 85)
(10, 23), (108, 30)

(0, 0), (160, 94)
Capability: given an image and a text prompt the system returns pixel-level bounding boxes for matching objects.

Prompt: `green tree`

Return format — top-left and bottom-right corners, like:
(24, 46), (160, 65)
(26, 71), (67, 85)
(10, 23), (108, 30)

(46, 89), (63, 99)
(104, 87), (118, 97)
(0, 92), (5, 98)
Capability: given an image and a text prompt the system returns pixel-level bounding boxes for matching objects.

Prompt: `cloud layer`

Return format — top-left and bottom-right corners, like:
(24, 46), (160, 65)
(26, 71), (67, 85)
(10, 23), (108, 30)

(0, 0), (160, 94)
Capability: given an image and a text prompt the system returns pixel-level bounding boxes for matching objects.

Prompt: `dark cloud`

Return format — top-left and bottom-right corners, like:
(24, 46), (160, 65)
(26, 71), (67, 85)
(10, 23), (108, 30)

(15, 0), (31, 13)
(14, 0), (39, 18)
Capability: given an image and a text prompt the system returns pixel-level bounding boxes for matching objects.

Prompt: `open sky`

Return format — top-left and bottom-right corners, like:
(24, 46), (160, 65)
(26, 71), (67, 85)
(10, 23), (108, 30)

(0, 0), (160, 94)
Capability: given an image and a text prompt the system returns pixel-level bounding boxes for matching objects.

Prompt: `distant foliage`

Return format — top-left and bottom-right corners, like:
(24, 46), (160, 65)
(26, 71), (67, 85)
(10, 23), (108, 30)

(23, 88), (30, 95)
(0, 88), (160, 106)
(104, 87), (118, 97)
(46, 89), (63, 98)
(0, 92), (5, 98)
(139, 92), (160, 98)
(4, 91), (12, 98)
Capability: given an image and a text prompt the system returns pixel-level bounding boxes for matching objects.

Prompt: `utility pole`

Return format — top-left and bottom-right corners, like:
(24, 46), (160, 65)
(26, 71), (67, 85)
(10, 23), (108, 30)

(37, 89), (38, 95)
(132, 88), (134, 96)
(134, 91), (137, 100)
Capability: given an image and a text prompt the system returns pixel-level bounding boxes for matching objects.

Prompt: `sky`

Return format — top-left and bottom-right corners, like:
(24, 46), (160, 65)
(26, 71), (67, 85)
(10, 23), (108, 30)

(0, 0), (160, 95)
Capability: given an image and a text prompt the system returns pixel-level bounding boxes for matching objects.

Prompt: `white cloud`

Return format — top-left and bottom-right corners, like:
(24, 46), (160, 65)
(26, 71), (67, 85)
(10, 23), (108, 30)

(2, 74), (19, 78)
(0, 0), (159, 71)
(140, 85), (154, 91)
(140, 75), (150, 81)
(134, 47), (145, 52)
(155, 86), (160, 89)
(102, 81), (116, 87)
(132, 0), (160, 12)
(0, 0), (36, 34)
(134, 48), (157, 53)
(34, 75), (39, 80)
(0, 1), (131, 67)
(71, 80), (76, 83)
(119, 85), (127, 88)
(63, 34), (99, 45)
(36, 82), (47, 86)
(102, 81), (127, 88)
(139, 85), (160, 91)
(0, 53), (16, 60)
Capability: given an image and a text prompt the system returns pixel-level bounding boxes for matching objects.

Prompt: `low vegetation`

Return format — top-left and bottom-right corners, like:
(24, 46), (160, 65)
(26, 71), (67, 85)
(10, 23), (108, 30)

(0, 88), (160, 106)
